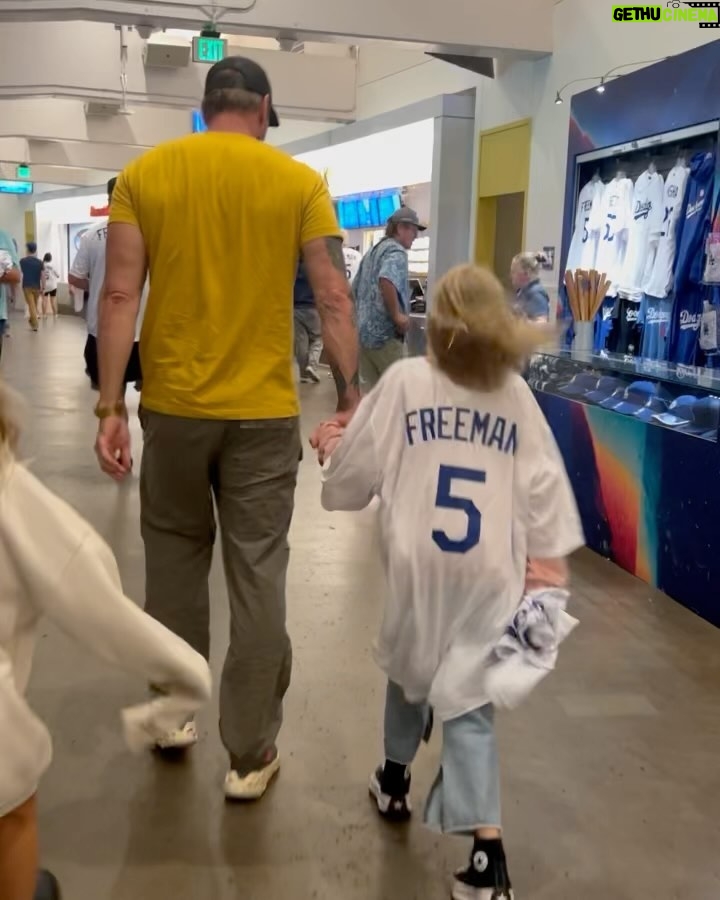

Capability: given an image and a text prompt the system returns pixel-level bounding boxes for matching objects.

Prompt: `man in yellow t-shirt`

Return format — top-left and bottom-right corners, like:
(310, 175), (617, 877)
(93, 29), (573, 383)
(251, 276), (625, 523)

(93, 56), (359, 800)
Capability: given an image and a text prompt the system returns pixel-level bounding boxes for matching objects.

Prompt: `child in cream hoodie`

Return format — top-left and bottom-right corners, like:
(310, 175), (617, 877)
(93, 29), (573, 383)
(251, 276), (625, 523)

(0, 382), (212, 900)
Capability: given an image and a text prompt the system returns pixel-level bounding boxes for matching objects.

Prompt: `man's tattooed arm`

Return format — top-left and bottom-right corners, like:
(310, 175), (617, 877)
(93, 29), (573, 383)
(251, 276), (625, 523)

(303, 236), (361, 414)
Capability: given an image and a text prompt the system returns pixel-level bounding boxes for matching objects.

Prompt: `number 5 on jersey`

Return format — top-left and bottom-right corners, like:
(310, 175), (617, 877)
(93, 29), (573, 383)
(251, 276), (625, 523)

(432, 465), (486, 554)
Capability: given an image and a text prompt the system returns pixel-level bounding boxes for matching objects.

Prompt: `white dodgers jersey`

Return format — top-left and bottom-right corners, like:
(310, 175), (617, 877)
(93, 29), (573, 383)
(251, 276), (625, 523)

(619, 170), (665, 301)
(343, 247), (362, 283)
(566, 179), (604, 273)
(589, 177), (634, 296)
(320, 357), (583, 719)
(70, 220), (147, 339)
(642, 165), (690, 299)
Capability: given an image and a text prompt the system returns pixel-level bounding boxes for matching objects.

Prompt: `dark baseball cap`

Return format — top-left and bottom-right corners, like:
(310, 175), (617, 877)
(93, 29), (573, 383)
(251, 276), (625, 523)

(204, 56), (279, 127)
(387, 207), (427, 231)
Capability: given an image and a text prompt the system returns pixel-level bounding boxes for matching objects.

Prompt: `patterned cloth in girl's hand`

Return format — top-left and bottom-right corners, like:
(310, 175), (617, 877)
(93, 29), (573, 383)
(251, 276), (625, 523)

(484, 588), (578, 709)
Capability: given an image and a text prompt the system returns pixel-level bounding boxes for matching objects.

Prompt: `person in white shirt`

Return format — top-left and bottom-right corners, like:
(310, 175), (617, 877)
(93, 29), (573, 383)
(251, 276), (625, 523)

(0, 380), (212, 900)
(68, 177), (145, 390)
(312, 264), (583, 900)
(342, 232), (362, 283)
(40, 253), (60, 319)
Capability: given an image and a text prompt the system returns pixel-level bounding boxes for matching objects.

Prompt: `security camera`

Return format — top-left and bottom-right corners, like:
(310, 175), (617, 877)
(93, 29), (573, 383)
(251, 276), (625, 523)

(135, 24), (157, 40)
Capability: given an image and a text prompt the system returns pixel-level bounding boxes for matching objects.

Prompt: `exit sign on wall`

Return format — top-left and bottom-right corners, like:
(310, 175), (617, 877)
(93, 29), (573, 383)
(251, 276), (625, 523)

(192, 35), (227, 64)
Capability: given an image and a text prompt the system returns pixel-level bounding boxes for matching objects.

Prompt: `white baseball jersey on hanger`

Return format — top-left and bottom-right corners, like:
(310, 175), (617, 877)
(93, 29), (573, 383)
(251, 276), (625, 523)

(566, 179), (604, 272)
(321, 357), (584, 720)
(618, 169), (665, 301)
(589, 177), (634, 296)
(343, 246), (362, 283)
(70, 220), (148, 339)
(642, 164), (691, 299)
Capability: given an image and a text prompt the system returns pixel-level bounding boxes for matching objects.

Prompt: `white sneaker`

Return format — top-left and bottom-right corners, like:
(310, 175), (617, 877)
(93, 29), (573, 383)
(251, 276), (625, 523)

(224, 754), (281, 801)
(303, 366), (321, 383)
(154, 720), (198, 751)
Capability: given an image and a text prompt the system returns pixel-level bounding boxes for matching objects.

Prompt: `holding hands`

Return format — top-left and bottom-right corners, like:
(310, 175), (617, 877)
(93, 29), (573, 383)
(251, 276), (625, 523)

(310, 420), (344, 465)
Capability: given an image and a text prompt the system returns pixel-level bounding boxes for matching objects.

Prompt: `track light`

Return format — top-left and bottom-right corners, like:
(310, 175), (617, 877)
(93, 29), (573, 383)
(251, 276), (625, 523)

(554, 91), (563, 105)
(596, 78), (606, 94)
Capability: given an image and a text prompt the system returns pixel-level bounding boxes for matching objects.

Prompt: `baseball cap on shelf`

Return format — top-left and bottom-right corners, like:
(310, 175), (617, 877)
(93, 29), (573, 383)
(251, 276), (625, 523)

(559, 373), (599, 397)
(634, 394), (672, 423)
(653, 395), (699, 428)
(613, 381), (664, 416)
(598, 387), (628, 411)
(204, 56), (279, 127)
(585, 376), (625, 405)
(680, 396), (720, 435)
(387, 207), (427, 231)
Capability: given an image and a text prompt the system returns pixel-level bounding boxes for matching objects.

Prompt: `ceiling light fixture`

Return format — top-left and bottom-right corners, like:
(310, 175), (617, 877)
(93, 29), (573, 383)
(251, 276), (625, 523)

(554, 91), (563, 105)
(596, 78), (606, 94)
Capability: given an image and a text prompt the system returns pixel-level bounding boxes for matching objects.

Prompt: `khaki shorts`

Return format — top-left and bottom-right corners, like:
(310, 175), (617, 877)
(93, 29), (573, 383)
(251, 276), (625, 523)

(360, 339), (406, 389)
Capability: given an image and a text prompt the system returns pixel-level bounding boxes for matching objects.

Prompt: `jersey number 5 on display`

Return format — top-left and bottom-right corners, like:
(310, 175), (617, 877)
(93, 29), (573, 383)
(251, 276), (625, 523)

(432, 465), (486, 554)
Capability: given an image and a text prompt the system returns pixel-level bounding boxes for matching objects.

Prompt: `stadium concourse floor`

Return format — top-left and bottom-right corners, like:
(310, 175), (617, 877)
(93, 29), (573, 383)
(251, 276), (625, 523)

(2, 312), (719, 900)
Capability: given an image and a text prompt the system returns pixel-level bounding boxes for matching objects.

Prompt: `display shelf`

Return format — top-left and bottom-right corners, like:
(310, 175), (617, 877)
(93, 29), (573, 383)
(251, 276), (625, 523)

(529, 349), (720, 442)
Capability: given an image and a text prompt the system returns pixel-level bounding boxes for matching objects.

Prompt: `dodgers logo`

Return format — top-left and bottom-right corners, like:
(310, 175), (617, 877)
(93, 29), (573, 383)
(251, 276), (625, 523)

(679, 310), (701, 331)
(634, 200), (652, 221)
(686, 197), (705, 219)
(646, 308), (670, 325)
(676, 364), (699, 379)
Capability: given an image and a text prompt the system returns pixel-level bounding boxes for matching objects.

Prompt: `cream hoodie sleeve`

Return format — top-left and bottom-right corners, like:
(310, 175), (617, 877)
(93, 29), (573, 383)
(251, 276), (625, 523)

(0, 461), (211, 816)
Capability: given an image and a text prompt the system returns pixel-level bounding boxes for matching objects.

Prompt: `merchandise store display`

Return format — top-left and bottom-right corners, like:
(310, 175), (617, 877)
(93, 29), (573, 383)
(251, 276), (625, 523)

(527, 350), (720, 442)
(549, 41), (720, 628)
(566, 135), (718, 367)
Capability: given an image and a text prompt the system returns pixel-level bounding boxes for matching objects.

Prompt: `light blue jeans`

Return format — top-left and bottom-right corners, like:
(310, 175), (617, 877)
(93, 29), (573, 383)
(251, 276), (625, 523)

(384, 681), (501, 834)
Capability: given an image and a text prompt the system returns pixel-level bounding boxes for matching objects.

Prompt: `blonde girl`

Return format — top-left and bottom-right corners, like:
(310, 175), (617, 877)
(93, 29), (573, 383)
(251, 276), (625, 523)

(313, 264), (583, 900)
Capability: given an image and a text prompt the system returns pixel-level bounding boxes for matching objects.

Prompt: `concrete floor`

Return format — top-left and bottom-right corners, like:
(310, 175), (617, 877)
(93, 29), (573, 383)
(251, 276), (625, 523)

(2, 313), (719, 900)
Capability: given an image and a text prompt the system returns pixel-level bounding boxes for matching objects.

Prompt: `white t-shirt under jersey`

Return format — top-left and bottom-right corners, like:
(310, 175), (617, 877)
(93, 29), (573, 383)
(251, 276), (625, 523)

(70, 220), (147, 339)
(321, 357), (584, 720)
(643, 164), (690, 299)
(619, 169), (665, 301)
(343, 246), (362, 283)
(590, 177), (634, 296)
(566, 179), (604, 272)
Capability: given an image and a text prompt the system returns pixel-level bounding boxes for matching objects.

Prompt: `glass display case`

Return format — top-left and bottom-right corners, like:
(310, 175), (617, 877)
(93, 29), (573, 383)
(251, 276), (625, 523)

(528, 349), (720, 442)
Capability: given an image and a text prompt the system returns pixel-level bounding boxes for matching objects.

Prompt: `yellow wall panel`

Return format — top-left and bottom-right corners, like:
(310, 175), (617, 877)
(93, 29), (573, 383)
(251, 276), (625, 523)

(477, 120), (531, 198)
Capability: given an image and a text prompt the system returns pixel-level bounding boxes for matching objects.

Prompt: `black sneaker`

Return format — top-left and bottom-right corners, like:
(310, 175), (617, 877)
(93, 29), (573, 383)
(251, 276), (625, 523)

(452, 851), (513, 900)
(368, 764), (412, 822)
(35, 869), (61, 900)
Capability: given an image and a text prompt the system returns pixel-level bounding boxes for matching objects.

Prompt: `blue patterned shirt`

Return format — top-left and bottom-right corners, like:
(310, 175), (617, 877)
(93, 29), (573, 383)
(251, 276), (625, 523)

(353, 238), (409, 349)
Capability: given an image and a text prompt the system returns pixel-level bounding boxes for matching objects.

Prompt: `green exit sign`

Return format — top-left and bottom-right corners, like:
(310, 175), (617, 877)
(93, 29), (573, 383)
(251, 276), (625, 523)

(16, 164), (31, 179)
(192, 35), (227, 64)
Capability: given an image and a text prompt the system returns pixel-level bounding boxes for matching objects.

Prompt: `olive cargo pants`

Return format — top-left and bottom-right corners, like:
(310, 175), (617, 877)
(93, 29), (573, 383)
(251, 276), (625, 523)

(140, 410), (301, 773)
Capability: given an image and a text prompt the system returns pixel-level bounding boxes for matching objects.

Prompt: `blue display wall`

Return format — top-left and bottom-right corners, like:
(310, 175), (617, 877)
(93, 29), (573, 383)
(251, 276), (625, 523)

(547, 41), (720, 628)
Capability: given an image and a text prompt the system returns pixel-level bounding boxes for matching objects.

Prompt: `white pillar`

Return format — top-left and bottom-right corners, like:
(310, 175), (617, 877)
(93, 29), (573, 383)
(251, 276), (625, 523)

(427, 95), (476, 305)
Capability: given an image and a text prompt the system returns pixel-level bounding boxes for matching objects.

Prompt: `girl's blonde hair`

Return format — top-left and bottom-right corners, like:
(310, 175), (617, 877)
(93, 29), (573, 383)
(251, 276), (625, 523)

(0, 380), (21, 454)
(428, 263), (553, 392)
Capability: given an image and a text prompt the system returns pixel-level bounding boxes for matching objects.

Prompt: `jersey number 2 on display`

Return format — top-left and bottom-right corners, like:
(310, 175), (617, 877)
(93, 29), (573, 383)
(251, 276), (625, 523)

(432, 465), (486, 554)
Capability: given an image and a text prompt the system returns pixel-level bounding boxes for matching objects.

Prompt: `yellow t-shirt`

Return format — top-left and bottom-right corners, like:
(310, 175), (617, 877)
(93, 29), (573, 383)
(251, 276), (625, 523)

(110, 132), (340, 419)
